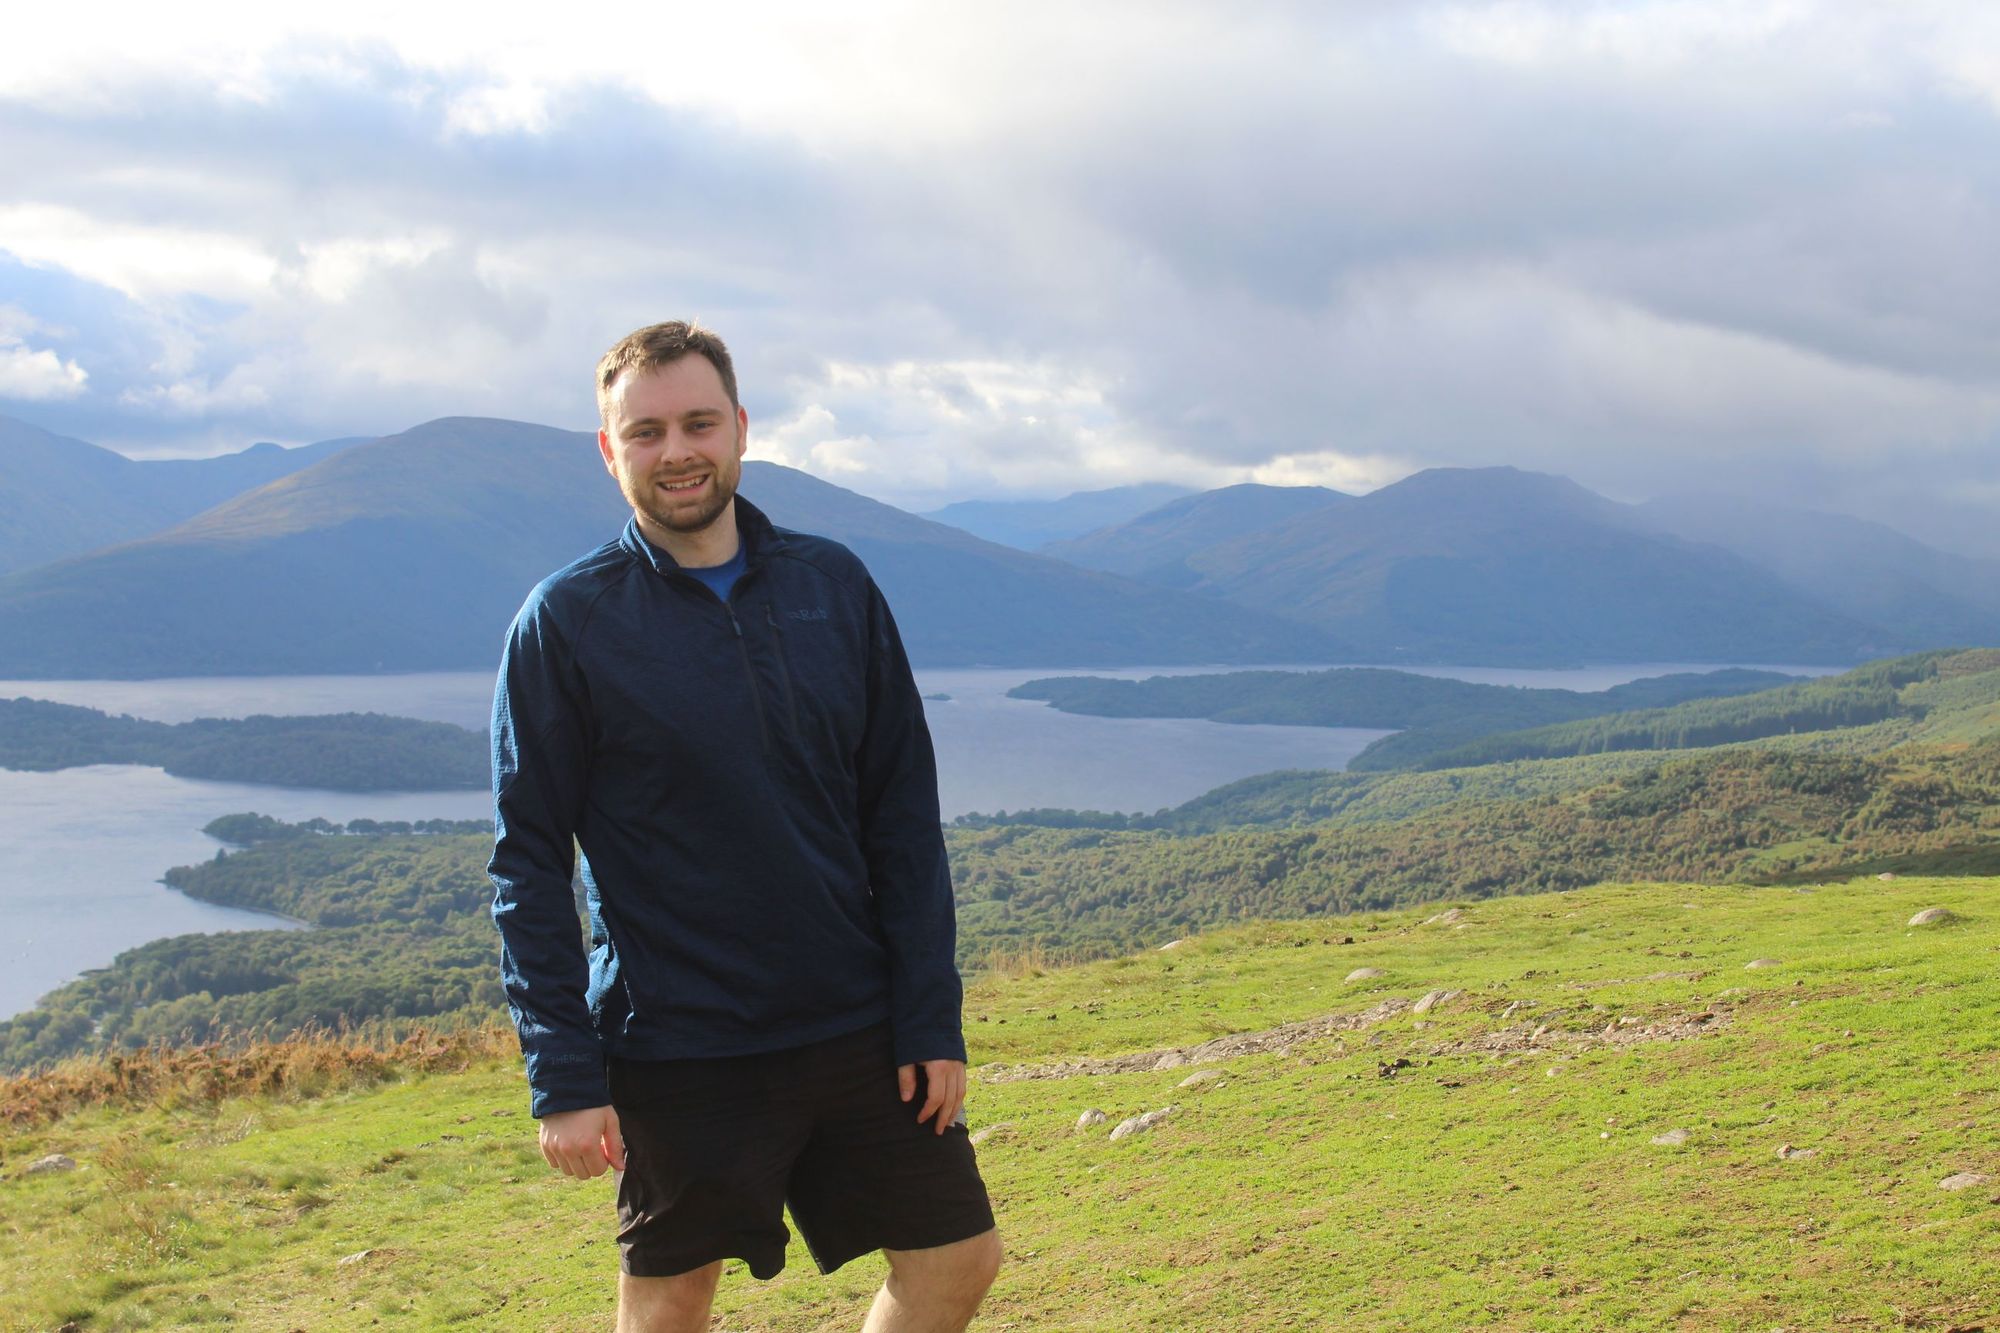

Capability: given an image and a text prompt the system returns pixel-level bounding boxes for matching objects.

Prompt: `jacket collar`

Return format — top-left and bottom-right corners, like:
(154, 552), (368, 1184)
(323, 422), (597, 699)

(619, 494), (784, 578)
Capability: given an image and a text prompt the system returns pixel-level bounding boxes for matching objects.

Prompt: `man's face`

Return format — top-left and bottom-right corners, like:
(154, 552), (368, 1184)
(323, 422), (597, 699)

(598, 355), (749, 543)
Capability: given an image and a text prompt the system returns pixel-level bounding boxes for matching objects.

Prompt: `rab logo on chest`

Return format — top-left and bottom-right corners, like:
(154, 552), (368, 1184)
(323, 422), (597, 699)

(787, 607), (831, 622)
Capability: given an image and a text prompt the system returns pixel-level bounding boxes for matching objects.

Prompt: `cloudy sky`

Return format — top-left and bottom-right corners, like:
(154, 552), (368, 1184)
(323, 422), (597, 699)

(4, 1), (1999, 548)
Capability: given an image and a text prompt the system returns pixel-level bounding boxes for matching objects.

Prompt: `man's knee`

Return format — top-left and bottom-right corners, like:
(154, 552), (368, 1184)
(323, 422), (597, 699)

(618, 1261), (723, 1333)
(885, 1227), (1003, 1303)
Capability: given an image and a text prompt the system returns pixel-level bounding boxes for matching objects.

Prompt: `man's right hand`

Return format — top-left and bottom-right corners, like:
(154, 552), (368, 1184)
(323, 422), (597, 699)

(538, 1104), (626, 1179)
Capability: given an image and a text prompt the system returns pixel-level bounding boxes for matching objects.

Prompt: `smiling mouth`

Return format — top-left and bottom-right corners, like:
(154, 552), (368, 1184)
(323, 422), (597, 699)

(657, 475), (707, 493)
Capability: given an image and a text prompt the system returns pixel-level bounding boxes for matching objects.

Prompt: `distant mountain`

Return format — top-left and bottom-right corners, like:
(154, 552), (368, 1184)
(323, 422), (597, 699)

(1631, 493), (2000, 648)
(1170, 467), (1899, 664)
(1042, 483), (1351, 584)
(920, 483), (1195, 549)
(0, 414), (361, 575)
(0, 417), (1344, 677)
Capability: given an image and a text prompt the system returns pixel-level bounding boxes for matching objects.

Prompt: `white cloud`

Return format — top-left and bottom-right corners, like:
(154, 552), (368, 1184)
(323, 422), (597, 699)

(0, 205), (276, 301)
(0, 344), (88, 400)
(118, 372), (270, 416)
(0, 304), (88, 399)
(1248, 450), (1416, 494)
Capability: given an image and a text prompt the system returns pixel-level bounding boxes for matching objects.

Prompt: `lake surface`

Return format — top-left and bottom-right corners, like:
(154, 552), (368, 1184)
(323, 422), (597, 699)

(0, 660), (1840, 1019)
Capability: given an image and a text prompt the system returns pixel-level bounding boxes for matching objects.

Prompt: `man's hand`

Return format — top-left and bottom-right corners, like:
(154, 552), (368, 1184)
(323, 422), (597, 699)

(897, 1059), (968, 1136)
(538, 1104), (626, 1179)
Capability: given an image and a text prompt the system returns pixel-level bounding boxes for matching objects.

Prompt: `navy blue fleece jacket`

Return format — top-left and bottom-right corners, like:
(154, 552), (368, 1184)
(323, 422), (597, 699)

(488, 497), (964, 1117)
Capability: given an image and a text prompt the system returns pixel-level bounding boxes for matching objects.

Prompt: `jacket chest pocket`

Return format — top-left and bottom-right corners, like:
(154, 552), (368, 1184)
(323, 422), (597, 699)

(759, 599), (866, 766)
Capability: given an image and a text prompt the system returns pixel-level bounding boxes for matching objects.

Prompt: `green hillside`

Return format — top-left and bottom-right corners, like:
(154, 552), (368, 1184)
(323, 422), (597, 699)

(3, 875), (1994, 1330)
(1384, 649), (2000, 771)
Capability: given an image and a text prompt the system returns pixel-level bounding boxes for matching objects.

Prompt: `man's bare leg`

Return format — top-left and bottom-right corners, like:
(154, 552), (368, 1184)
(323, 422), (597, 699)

(861, 1228), (1002, 1332)
(618, 1261), (723, 1333)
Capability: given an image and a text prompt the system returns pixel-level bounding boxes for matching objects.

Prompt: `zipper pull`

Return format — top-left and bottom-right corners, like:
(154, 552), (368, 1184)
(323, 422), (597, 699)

(728, 610), (745, 637)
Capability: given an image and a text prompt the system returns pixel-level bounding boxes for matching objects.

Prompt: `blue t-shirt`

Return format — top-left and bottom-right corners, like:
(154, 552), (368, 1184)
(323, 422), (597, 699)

(683, 543), (747, 603)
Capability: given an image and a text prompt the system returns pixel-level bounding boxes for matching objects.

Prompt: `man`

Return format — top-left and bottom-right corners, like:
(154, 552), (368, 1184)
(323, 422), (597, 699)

(489, 321), (1000, 1332)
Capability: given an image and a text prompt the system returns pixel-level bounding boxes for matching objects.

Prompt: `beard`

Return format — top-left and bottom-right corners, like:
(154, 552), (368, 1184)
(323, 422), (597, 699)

(630, 462), (739, 537)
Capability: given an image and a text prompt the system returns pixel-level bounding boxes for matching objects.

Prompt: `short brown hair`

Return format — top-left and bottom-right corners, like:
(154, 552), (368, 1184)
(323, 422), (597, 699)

(596, 320), (739, 423)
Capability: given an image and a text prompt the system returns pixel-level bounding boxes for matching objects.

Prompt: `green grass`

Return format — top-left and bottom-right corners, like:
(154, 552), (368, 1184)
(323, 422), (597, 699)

(5, 876), (1997, 1330)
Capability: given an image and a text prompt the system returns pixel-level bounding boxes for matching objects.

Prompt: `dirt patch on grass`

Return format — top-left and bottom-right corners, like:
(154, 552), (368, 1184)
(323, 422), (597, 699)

(983, 996), (1733, 1082)
(984, 997), (1417, 1081)
(1435, 1007), (1730, 1057)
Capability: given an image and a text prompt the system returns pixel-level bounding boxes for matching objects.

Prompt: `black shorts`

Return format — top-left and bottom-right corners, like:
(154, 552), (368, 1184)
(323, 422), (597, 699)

(608, 1022), (995, 1279)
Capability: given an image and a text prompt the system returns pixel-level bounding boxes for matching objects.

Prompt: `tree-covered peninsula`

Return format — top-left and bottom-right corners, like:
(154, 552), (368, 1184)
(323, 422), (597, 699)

(0, 698), (488, 790)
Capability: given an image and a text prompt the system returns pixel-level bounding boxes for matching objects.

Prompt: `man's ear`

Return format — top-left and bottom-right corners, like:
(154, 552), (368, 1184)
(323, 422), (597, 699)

(735, 406), (749, 460)
(598, 427), (617, 475)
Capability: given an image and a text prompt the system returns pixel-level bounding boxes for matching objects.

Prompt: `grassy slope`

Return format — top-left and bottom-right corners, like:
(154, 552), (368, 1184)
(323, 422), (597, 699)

(4, 875), (1997, 1331)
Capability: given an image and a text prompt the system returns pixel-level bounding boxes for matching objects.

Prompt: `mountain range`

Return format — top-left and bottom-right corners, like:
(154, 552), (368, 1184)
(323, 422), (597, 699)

(0, 410), (1986, 676)
(0, 418), (1337, 676)
(0, 414), (361, 575)
(918, 483), (1194, 548)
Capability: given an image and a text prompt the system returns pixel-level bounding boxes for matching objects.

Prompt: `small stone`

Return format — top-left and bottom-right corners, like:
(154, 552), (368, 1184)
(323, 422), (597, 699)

(1776, 1144), (1817, 1160)
(1345, 967), (1387, 982)
(1109, 1107), (1177, 1141)
(1157, 938), (1185, 951)
(1907, 908), (1957, 927)
(1177, 1069), (1225, 1090)
(1651, 1128), (1690, 1146)
(337, 1249), (377, 1267)
(1424, 908), (1465, 925)
(968, 1123), (1013, 1147)
(1075, 1108), (1108, 1131)
(1744, 959), (1782, 970)
(1413, 989), (1460, 1015)
(1938, 1171), (1991, 1192)
(24, 1154), (76, 1176)
(1876, 872), (1897, 881)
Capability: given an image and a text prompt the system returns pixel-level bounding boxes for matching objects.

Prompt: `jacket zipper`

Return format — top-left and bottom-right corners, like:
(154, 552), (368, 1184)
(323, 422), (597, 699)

(764, 603), (803, 738)
(726, 608), (774, 758)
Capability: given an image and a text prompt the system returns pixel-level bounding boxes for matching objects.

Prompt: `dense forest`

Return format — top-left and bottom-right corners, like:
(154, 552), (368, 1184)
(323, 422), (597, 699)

(7, 648), (1998, 1072)
(0, 698), (488, 790)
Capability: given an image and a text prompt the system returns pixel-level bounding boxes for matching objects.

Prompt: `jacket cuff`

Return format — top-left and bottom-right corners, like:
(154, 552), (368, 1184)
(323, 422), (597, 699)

(525, 1047), (610, 1118)
(892, 1024), (968, 1068)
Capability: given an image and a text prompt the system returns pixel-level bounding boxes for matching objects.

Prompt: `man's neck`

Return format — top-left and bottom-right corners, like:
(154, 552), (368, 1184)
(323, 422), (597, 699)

(636, 501), (742, 570)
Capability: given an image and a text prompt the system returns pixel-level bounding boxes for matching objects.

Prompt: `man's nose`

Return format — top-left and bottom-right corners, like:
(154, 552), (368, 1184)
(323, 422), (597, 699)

(659, 427), (699, 463)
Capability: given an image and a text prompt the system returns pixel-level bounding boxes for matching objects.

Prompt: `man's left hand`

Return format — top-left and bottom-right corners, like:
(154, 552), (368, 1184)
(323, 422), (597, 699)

(897, 1058), (967, 1135)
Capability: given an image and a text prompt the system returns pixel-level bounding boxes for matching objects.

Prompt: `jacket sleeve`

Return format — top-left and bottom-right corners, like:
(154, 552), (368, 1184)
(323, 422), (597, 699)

(488, 593), (608, 1117)
(853, 575), (967, 1068)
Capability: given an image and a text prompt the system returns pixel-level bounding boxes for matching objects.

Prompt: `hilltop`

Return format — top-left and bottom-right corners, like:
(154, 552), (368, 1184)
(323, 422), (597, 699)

(3, 874), (1994, 1329)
